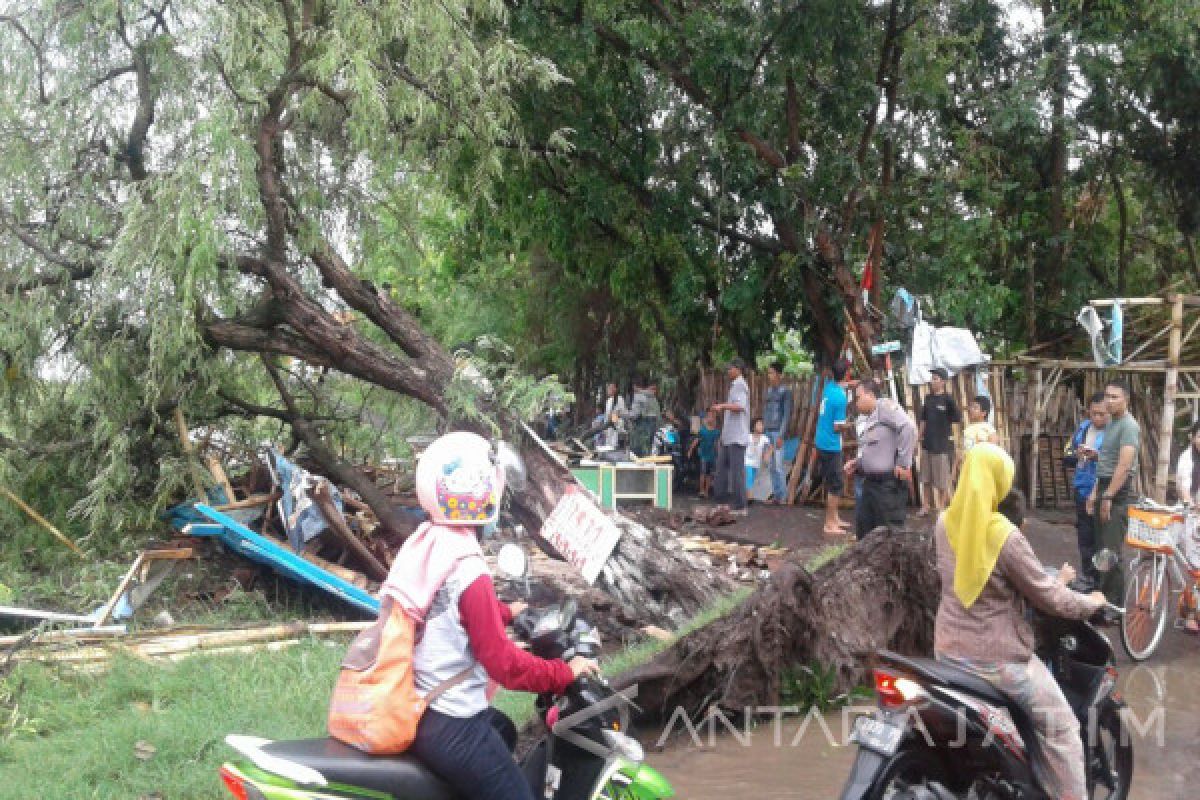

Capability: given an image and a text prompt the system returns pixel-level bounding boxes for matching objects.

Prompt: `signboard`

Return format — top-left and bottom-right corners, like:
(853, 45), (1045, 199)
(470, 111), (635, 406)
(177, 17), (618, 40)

(540, 487), (623, 585)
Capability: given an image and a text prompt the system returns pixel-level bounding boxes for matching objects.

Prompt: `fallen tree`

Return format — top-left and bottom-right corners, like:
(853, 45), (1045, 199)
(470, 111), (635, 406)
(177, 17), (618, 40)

(617, 529), (940, 718)
(0, 3), (729, 629)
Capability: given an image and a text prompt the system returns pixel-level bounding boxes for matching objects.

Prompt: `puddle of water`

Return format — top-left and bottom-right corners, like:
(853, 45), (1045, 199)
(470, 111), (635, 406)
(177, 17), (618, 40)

(643, 710), (862, 800)
(1118, 659), (1200, 800)
(643, 660), (1200, 800)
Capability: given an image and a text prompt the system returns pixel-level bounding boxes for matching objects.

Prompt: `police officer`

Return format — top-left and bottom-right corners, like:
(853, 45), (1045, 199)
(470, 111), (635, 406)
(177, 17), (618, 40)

(844, 379), (917, 539)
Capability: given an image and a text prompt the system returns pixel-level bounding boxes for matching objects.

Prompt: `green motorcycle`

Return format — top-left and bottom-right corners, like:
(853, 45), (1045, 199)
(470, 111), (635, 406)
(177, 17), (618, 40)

(218, 599), (674, 800)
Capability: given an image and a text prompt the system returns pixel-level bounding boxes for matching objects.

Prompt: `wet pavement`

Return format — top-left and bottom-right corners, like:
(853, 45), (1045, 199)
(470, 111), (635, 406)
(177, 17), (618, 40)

(644, 510), (1200, 799)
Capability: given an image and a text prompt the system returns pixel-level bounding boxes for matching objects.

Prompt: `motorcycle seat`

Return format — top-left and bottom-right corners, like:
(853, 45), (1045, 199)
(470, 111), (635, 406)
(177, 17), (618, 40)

(261, 739), (457, 800)
(878, 651), (1018, 713)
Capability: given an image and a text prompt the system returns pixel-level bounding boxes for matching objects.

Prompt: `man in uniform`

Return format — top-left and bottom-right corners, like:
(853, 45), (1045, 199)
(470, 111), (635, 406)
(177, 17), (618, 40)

(844, 379), (917, 539)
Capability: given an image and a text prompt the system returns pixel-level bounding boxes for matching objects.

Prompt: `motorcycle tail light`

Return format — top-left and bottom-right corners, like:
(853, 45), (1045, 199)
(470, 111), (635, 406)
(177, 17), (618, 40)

(219, 766), (266, 800)
(874, 669), (927, 709)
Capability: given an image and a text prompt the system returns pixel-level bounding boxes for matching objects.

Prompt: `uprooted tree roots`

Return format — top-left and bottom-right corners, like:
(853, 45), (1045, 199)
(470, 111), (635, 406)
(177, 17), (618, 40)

(595, 515), (734, 628)
(618, 529), (940, 718)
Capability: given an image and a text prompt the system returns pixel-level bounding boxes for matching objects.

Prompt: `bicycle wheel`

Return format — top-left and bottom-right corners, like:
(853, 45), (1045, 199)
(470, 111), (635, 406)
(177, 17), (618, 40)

(1121, 555), (1171, 661)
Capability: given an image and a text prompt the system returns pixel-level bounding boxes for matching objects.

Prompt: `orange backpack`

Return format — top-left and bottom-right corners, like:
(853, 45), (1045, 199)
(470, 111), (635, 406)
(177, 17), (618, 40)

(327, 597), (473, 754)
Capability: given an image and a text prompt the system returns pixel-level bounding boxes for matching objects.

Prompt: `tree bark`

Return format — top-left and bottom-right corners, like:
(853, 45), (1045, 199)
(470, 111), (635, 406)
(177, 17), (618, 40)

(616, 529), (939, 717)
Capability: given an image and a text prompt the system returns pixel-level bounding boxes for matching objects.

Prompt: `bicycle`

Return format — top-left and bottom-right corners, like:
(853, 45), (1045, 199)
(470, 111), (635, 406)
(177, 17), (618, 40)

(1119, 500), (1200, 661)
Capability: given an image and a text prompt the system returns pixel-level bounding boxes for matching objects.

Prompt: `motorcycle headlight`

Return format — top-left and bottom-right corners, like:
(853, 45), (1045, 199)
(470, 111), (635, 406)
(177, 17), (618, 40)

(601, 729), (644, 763)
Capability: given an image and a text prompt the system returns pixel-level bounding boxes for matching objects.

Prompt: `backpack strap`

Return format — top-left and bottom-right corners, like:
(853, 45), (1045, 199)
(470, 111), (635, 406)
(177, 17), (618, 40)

(424, 666), (476, 707)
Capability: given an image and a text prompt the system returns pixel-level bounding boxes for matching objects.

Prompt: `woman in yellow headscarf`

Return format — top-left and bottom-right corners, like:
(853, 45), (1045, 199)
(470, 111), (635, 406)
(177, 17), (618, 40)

(933, 443), (1106, 800)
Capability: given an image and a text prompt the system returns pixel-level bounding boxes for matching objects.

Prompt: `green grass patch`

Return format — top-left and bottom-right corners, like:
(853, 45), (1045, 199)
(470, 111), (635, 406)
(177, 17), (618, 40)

(0, 640), (347, 799)
(804, 543), (848, 572)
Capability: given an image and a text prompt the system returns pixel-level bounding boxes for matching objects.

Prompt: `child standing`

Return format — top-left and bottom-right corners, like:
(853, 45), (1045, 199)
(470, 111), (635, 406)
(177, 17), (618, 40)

(962, 395), (999, 453)
(688, 410), (721, 498)
(745, 418), (773, 492)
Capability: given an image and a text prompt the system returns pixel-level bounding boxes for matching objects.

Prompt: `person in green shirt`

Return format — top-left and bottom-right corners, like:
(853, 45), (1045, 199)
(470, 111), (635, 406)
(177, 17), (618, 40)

(1086, 380), (1141, 615)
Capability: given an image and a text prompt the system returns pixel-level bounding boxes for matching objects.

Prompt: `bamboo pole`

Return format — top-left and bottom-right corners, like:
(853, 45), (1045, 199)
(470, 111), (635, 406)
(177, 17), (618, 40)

(173, 407), (210, 500)
(1155, 295), (1184, 502)
(0, 486), (84, 556)
(1029, 367), (1042, 507)
(13, 621), (372, 665)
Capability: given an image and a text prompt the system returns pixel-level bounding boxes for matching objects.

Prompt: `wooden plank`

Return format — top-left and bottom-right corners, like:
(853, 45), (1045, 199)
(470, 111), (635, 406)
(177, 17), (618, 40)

(312, 481), (389, 582)
(1089, 298), (1167, 307)
(205, 456), (238, 504)
(215, 494), (272, 511)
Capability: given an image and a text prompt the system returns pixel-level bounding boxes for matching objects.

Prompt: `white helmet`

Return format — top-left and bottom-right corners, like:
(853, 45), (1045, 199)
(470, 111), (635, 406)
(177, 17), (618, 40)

(416, 431), (504, 527)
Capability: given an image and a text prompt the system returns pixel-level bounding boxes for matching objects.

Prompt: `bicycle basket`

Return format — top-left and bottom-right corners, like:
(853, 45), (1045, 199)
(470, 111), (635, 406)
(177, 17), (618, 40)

(1126, 507), (1181, 552)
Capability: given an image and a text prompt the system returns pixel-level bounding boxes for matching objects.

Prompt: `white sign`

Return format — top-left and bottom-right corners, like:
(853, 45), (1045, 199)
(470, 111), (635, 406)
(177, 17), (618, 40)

(539, 488), (623, 585)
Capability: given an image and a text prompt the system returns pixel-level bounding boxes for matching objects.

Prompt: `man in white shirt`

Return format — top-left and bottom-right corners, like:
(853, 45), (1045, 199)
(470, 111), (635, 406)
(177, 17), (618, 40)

(712, 358), (751, 514)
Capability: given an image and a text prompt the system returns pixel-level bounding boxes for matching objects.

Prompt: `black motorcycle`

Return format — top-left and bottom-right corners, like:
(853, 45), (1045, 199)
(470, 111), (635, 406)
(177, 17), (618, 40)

(839, 577), (1133, 799)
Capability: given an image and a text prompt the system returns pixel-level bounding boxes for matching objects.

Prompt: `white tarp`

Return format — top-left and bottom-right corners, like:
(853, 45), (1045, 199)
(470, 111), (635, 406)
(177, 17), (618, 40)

(908, 321), (987, 385)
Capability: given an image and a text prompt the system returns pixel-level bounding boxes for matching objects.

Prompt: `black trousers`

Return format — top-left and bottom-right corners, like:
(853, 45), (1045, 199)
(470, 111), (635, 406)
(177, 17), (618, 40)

(410, 708), (530, 800)
(714, 443), (748, 510)
(856, 476), (907, 540)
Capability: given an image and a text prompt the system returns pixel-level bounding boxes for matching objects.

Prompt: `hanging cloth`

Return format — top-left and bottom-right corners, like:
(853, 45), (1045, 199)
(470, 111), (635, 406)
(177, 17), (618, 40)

(1107, 300), (1124, 365)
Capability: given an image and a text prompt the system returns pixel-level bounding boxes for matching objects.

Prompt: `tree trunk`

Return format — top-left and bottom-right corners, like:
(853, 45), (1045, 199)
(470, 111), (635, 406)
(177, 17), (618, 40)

(616, 529), (939, 717)
(509, 426), (734, 627)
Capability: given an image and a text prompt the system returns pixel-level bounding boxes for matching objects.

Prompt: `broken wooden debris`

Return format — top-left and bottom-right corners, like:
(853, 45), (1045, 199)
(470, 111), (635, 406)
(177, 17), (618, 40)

(91, 548), (194, 628)
(0, 605), (97, 624)
(9, 620), (371, 669)
(182, 504), (380, 615)
(312, 480), (389, 581)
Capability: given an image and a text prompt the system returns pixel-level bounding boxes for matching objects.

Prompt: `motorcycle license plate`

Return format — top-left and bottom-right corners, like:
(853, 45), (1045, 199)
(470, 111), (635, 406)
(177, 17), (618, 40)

(851, 715), (903, 756)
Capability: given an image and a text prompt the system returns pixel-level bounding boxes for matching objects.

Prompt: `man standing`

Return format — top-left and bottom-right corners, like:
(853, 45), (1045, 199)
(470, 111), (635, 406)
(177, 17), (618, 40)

(591, 383), (627, 449)
(712, 358), (750, 515)
(1065, 393), (1108, 586)
(763, 361), (794, 504)
(918, 368), (960, 517)
(844, 380), (916, 539)
(814, 360), (851, 533)
(1087, 381), (1140, 612)
(624, 378), (660, 456)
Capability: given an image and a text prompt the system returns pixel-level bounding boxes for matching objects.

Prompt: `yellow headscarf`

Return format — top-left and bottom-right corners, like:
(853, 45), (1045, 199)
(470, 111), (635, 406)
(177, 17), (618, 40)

(943, 442), (1016, 609)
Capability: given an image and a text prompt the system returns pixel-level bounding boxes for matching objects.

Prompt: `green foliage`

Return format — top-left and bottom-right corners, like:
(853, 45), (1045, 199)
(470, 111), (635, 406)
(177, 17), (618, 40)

(779, 662), (870, 712)
(0, 0), (566, 553)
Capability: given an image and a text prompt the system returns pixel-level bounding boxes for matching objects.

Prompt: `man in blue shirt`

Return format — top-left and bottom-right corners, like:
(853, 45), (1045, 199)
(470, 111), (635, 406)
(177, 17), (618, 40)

(1065, 392), (1108, 586)
(763, 361), (794, 504)
(815, 360), (851, 534)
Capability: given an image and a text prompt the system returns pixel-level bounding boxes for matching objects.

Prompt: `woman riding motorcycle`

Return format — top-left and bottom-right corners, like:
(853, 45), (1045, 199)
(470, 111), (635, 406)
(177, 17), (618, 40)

(933, 443), (1107, 800)
(389, 431), (598, 800)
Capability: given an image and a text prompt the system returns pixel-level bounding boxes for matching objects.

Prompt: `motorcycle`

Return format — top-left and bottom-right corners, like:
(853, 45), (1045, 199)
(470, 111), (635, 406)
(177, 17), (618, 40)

(839, 555), (1134, 800)
(217, 544), (674, 800)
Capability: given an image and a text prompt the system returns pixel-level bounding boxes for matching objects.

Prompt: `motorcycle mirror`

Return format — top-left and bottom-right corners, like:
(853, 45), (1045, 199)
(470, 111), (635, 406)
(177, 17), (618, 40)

(495, 441), (527, 492)
(497, 543), (529, 579)
(1093, 548), (1119, 574)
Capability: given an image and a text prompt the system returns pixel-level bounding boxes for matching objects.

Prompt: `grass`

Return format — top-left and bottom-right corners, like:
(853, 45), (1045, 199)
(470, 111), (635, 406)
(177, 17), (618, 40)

(0, 641), (347, 799)
(0, 588), (753, 799)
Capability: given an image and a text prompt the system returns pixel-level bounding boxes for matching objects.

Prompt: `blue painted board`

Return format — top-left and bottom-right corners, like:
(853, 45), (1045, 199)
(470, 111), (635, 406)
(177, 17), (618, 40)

(187, 504), (380, 616)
